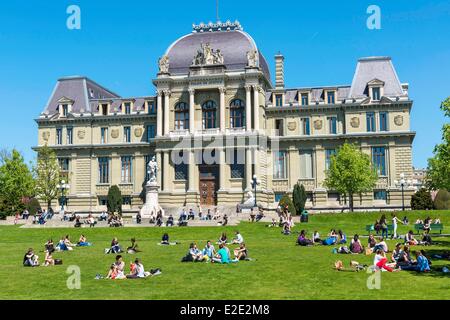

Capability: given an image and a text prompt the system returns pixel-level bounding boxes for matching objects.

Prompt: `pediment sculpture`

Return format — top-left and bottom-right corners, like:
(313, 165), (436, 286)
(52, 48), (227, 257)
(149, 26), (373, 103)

(192, 43), (224, 66)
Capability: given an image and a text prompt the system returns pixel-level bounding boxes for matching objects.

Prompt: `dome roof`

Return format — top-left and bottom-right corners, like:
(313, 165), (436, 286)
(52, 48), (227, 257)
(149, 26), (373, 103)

(165, 24), (271, 81)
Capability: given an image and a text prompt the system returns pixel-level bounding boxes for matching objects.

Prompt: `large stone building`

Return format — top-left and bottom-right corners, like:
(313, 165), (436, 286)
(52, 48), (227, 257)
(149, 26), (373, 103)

(35, 21), (416, 212)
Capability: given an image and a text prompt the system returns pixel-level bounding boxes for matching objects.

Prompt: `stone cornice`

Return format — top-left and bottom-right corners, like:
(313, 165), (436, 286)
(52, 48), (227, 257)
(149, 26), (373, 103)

(269, 131), (416, 142)
(35, 113), (156, 125)
(32, 142), (155, 151)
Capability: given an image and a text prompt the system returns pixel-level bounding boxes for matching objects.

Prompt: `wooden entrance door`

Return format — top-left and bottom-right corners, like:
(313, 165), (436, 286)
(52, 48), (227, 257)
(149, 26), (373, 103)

(199, 178), (216, 206)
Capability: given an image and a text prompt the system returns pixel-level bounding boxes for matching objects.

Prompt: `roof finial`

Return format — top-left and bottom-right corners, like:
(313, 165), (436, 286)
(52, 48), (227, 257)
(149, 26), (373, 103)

(216, 0), (220, 22)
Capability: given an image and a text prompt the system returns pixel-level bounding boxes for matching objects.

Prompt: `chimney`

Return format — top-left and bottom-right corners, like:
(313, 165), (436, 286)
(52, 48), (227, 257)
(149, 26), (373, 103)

(275, 53), (284, 89)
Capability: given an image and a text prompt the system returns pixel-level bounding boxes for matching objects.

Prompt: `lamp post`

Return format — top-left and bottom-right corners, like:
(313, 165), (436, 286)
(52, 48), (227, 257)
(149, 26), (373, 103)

(58, 180), (70, 213)
(251, 174), (261, 208)
(394, 173), (410, 211)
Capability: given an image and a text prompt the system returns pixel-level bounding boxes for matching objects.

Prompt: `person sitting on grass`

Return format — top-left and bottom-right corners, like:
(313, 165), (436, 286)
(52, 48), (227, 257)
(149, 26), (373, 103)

(402, 216), (409, 225)
(106, 263), (119, 279)
(106, 237), (122, 254)
(189, 243), (205, 262)
(160, 233), (170, 246)
(322, 230), (338, 246)
(368, 234), (377, 249)
(127, 258), (150, 278)
(312, 231), (321, 243)
(112, 255), (126, 279)
(405, 230), (419, 246)
(77, 234), (91, 247)
(400, 251), (431, 272)
(64, 235), (75, 248)
(203, 241), (216, 260)
(282, 222), (291, 235)
(391, 243), (403, 263)
(212, 243), (230, 264)
(231, 231), (244, 245)
(23, 248), (39, 267)
(267, 218), (277, 228)
(395, 245), (412, 268)
(45, 239), (54, 253)
(338, 230), (347, 244)
(297, 230), (313, 246)
(373, 249), (398, 272)
(373, 237), (388, 253)
(234, 243), (248, 260)
(127, 238), (141, 253)
(56, 237), (70, 251)
(350, 234), (364, 254)
(421, 230), (432, 246)
(44, 248), (55, 266)
(218, 232), (228, 245)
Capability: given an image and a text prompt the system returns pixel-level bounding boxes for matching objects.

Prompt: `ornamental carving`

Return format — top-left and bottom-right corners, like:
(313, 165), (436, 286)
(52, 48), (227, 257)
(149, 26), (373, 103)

(111, 129), (119, 139)
(288, 122), (297, 131)
(134, 128), (143, 138)
(394, 115), (403, 126)
(42, 131), (50, 141)
(77, 130), (85, 140)
(246, 50), (259, 68)
(191, 43), (224, 66)
(313, 119), (323, 130)
(350, 117), (360, 128)
(158, 55), (169, 74)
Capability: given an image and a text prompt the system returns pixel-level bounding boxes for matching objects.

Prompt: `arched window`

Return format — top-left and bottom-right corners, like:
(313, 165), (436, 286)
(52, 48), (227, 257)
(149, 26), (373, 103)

(230, 99), (245, 128)
(174, 102), (189, 130)
(202, 100), (217, 129)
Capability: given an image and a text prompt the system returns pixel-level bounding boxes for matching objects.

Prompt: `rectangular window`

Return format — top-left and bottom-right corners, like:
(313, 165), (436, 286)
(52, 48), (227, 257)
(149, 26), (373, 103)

(325, 149), (336, 170)
(124, 126), (131, 142)
(275, 119), (284, 136)
(66, 127), (73, 144)
(121, 156), (132, 183)
(366, 112), (376, 132)
(56, 128), (62, 145)
(101, 127), (108, 144)
(372, 147), (386, 176)
(62, 104), (68, 116)
(302, 118), (310, 135)
(299, 150), (314, 178)
(101, 104), (108, 116)
(372, 87), (381, 101)
(99, 197), (107, 206)
(146, 124), (155, 141)
(124, 102), (131, 115)
(379, 112), (388, 131)
(229, 149), (245, 179)
(122, 196), (132, 205)
(275, 95), (283, 107)
(328, 117), (337, 134)
(327, 91), (335, 104)
(148, 101), (156, 114)
(98, 157), (110, 184)
(273, 151), (287, 179)
(301, 93), (309, 106)
(58, 158), (70, 172)
(374, 190), (387, 201)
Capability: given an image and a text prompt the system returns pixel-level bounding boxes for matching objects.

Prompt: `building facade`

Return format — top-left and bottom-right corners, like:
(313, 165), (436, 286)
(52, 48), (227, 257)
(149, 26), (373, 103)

(35, 21), (416, 212)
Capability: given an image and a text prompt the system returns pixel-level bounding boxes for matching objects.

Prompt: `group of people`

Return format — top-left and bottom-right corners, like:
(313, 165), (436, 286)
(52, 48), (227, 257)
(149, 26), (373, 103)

(17, 208), (54, 225)
(103, 255), (160, 280)
(296, 229), (347, 247)
(182, 231), (248, 264)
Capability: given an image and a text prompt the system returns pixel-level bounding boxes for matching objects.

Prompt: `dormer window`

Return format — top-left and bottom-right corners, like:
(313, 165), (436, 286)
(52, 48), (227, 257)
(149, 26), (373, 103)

(100, 104), (108, 116)
(89, 88), (95, 98)
(275, 94), (283, 107)
(300, 93), (309, 106)
(372, 87), (381, 101)
(124, 102), (131, 115)
(62, 104), (68, 117)
(327, 91), (335, 104)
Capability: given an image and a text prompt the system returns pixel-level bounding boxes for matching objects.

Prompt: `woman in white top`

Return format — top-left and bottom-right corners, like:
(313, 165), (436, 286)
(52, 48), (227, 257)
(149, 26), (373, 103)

(391, 214), (402, 239)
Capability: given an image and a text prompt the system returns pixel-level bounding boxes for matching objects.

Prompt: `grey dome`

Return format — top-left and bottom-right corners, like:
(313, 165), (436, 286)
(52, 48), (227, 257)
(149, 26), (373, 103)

(165, 29), (271, 80)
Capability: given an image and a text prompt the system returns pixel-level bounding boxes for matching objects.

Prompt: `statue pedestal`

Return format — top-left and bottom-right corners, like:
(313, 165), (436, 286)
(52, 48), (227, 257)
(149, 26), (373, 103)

(139, 181), (165, 219)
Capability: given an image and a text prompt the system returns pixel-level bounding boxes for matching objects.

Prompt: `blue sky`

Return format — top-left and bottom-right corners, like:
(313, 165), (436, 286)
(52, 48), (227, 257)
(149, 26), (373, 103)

(0, 0), (448, 168)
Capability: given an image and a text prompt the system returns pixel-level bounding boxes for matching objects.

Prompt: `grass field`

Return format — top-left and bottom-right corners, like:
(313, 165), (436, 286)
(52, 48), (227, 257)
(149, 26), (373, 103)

(0, 211), (449, 300)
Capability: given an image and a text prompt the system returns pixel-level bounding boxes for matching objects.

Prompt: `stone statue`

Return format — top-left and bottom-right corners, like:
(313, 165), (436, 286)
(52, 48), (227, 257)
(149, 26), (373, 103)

(247, 50), (258, 67)
(158, 55), (169, 73)
(147, 156), (158, 183)
(191, 43), (224, 66)
(214, 49), (224, 64)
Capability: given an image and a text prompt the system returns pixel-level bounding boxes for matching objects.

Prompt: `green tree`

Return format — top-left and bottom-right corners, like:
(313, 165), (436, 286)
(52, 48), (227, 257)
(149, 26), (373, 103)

(434, 189), (450, 210)
(293, 183), (307, 215)
(410, 188), (434, 210)
(107, 185), (122, 215)
(278, 193), (296, 215)
(324, 143), (378, 212)
(34, 145), (60, 210)
(0, 149), (35, 215)
(427, 97), (450, 191)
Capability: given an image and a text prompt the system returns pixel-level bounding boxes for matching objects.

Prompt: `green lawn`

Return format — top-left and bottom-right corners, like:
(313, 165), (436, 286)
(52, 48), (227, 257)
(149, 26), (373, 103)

(0, 211), (449, 300)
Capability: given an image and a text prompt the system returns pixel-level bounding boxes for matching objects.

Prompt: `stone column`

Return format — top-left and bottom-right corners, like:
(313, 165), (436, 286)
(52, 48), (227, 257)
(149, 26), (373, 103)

(246, 148), (253, 190)
(163, 90), (171, 135)
(188, 150), (196, 192)
(219, 87), (226, 132)
(189, 89), (195, 134)
(219, 148), (226, 190)
(156, 152), (162, 187)
(245, 85), (252, 131)
(253, 85), (260, 131)
(163, 150), (170, 191)
(156, 91), (163, 136)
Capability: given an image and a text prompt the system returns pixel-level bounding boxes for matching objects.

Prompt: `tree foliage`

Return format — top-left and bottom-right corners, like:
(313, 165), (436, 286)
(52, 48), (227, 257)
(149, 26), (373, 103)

(324, 143), (378, 211)
(107, 185), (122, 214)
(34, 145), (60, 209)
(410, 188), (434, 210)
(434, 189), (450, 210)
(278, 193), (296, 215)
(427, 97), (450, 191)
(0, 149), (35, 215)
(293, 183), (307, 215)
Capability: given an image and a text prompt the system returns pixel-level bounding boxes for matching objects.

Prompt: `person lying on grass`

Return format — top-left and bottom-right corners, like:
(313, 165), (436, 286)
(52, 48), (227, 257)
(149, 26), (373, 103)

(231, 231), (244, 245)
(373, 249), (399, 272)
(297, 230), (313, 246)
(23, 248), (39, 267)
(350, 234), (364, 254)
(399, 251), (431, 272)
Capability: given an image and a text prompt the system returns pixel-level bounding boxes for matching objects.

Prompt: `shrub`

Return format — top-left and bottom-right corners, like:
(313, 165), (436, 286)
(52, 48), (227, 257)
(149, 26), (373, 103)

(107, 185), (122, 215)
(410, 188), (434, 210)
(434, 189), (450, 210)
(293, 183), (307, 215)
(278, 193), (296, 215)
(26, 198), (42, 215)
(0, 212), (7, 220)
